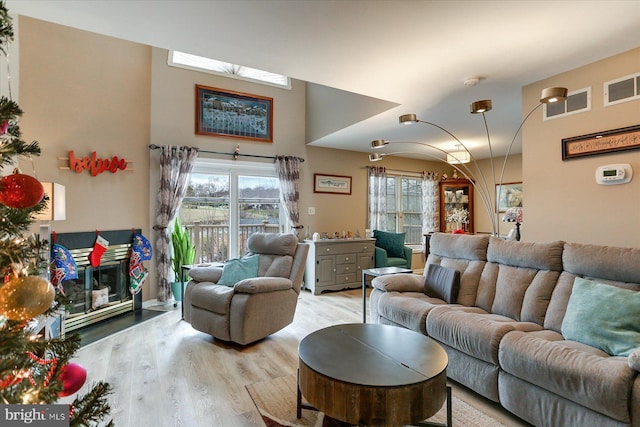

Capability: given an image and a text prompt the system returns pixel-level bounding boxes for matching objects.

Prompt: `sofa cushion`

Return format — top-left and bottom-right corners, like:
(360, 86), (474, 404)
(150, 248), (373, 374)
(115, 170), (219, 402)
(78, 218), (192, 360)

(428, 232), (489, 261)
(424, 263), (460, 303)
(561, 277), (640, 356)
(218, 255), (260, 286)
(563, 242), (640, 283)
(376, 291), (441, 334)
(499, 330), (635, 423)
(426, 305), (542, 365)
(487, 236), (564, 271)
(373, 230), (406, 258)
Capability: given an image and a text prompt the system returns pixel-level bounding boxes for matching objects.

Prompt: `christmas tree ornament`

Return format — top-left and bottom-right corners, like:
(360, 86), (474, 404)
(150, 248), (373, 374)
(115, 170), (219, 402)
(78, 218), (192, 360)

(88, 233), (109, 267)
(58, 362), (87, 397)
(0, 171), (45, 209)
(26, 351), (58, 387)
(0, 275), (55, 320)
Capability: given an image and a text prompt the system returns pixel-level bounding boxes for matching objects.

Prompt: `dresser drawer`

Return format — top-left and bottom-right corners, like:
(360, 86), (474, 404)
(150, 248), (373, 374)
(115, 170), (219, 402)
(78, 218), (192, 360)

(336, 263), (356, 274)
(335, 273), (357, 285)
(336, 254), (357, 264)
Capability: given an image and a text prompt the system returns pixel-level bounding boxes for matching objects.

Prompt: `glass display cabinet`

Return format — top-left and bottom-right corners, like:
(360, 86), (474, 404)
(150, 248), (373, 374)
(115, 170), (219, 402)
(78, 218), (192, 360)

(439, 179), (474, 233)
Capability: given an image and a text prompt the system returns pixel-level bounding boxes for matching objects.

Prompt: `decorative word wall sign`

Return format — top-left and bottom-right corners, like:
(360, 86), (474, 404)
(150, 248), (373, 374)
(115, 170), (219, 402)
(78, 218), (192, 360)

(60, 151), (131, 176)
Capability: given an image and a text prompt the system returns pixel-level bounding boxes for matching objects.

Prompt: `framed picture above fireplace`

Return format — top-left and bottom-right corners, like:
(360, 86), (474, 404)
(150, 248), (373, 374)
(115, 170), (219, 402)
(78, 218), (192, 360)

(195, 84), (273, 142)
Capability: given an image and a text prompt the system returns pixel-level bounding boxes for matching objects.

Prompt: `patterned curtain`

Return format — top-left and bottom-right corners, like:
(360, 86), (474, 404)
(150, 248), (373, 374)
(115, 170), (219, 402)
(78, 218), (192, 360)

(368, 166), (387, 231)
(154, 145), (199, 302)
(275, 156), (302, 238)
(422, 171), (440, 249)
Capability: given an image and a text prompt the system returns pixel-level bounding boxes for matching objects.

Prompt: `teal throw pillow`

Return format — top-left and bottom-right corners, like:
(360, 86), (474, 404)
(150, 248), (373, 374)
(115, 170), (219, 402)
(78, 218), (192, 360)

(218, 254), (260, 286)
(373, 230), (406, 258)
(561, 277), (640, 357)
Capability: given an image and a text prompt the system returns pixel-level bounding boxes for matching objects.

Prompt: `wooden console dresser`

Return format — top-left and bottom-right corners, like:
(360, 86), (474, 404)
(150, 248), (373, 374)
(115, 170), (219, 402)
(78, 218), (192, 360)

(303, 239), (375, 295)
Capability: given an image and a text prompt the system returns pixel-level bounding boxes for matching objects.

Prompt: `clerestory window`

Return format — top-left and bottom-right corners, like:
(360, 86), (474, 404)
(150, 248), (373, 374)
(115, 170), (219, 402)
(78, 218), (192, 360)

(169, 51), (291, 89)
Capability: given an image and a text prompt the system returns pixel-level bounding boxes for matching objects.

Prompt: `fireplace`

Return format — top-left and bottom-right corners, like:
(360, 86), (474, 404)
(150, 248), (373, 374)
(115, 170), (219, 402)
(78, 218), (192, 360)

(53, 229), (142, 334)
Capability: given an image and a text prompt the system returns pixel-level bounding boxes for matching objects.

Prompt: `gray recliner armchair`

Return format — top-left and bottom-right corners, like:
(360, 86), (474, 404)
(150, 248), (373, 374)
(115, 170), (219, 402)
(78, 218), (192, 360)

(183, 233), (309, 345)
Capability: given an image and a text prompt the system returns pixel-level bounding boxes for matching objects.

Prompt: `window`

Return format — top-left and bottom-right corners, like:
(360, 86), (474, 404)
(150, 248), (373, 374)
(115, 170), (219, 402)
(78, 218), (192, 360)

(543, 87), (591, 120)
(604, 72), (640, 106)
(168, 50), (291, 89)
(385, 174), (423, 245)
(179, 159), (285, 262)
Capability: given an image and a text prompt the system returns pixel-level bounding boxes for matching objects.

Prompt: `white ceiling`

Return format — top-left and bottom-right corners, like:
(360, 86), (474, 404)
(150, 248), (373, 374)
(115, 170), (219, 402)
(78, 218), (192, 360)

(7, 0), (640, 160)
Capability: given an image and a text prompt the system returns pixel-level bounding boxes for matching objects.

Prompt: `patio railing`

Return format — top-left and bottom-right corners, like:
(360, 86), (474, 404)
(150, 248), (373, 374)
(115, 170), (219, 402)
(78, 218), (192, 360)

(185, 221), (279, 263)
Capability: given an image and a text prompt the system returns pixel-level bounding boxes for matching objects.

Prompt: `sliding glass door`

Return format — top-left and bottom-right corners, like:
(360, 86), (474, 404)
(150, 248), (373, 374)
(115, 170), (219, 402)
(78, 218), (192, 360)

(179, 159), (284, 262)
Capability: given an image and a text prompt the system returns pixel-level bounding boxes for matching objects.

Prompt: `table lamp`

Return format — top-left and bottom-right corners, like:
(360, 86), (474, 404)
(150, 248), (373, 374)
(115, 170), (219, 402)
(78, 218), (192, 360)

(502, 207), (523, 241)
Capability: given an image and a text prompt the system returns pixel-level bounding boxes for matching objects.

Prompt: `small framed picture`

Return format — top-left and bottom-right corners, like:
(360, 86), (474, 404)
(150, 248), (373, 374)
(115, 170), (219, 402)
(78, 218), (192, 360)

(495, 182), (523, 212)
(314, 174), (352, 195)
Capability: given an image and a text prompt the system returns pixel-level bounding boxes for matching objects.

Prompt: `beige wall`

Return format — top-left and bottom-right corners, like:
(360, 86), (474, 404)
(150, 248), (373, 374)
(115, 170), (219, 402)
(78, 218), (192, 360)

(35, 17), (640, 303)
(16, 16), (442, 301)
(523, 47), (640, 248)
(18, 17), (153, 302)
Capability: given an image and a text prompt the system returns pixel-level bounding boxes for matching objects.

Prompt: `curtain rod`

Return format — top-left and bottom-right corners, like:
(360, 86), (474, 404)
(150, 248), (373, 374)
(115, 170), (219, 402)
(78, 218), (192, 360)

(363, 165), (424, 176)
(148, 144), (304, 162)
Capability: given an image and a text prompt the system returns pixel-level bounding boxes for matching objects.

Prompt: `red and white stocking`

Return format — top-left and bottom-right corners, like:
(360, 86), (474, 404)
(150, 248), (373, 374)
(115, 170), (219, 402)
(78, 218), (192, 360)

(88, 234), (109, 267)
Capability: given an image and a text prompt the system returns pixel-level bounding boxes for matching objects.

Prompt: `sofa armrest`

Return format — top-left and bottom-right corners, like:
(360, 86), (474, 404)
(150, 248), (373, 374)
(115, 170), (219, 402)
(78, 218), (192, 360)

(234, 277), (294, 294)
(372, 273), (424, 293)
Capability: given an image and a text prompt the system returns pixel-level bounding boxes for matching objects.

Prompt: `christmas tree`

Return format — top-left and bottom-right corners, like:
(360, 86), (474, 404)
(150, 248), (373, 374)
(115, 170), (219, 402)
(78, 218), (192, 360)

(0, 2), (112, 425)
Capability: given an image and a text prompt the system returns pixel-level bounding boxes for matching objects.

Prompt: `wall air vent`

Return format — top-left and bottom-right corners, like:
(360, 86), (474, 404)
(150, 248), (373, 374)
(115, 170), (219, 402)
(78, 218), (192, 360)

(604, 72), (640, 106)
(544, 87), (591, 120)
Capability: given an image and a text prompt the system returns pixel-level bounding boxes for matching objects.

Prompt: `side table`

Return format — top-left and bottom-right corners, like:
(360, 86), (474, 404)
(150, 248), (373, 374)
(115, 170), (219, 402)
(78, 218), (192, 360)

(362, 267), (413, 323)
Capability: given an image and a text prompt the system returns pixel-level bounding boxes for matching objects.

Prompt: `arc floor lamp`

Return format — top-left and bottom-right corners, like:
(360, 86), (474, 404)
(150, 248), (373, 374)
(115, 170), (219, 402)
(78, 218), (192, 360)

(370, 86), (567, 237)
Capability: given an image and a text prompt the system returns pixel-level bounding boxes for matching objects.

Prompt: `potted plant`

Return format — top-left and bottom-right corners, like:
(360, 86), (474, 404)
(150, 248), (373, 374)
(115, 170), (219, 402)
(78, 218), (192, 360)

(170, 218), (196, 301)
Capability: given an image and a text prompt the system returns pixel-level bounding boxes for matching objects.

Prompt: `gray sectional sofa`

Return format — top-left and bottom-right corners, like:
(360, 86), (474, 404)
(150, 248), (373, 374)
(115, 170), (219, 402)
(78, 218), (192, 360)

(370, 232), (639, 427)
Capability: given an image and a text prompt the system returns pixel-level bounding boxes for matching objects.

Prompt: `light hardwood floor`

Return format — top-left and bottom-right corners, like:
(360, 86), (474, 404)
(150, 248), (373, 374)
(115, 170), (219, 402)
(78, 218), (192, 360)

(63, 288), (530, 427)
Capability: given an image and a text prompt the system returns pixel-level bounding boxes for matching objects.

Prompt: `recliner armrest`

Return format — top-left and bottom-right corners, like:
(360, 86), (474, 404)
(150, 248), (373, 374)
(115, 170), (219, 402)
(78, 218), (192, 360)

(188, 265), (223, 283)
(233, 277), (294, 294)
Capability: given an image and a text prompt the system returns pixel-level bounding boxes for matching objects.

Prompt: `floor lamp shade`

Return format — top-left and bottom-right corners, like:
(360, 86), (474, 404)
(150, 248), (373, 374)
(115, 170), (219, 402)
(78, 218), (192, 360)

(34, 182), (66, 221)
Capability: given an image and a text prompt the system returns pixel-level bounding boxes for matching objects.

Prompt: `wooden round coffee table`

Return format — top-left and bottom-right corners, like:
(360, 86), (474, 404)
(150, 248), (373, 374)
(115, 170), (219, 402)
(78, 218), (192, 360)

(298, 323), (450, 426)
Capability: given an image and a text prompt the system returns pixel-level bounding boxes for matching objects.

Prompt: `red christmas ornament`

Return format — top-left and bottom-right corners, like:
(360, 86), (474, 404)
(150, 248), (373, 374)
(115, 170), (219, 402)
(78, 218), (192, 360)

(58, 362), (87, 397)
(0, 172), (45, 209)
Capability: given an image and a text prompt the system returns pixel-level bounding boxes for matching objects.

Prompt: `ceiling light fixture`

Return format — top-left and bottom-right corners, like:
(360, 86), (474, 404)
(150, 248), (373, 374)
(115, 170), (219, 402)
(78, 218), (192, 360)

(370, 87), (568, 237)
(446, 145), (470, 164)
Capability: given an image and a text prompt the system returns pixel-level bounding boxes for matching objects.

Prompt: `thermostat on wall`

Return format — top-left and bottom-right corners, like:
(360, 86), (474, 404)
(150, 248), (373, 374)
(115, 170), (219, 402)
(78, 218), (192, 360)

(595, 163), (632, 185)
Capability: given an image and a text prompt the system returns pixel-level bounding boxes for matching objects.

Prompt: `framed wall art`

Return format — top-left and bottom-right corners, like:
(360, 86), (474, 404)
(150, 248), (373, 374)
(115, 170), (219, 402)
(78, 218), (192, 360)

(195, 84), (273, 142)
(314, 174), (352, 195)
(561, 124), (640, 160)
(495, 182), (523, 212)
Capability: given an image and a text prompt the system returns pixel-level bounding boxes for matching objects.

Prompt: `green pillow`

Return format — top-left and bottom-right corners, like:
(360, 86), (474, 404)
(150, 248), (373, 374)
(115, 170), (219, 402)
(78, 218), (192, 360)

(218, 254), (260, 286)
(373, 230), (406, 258)
(561, 277), (640, 356)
